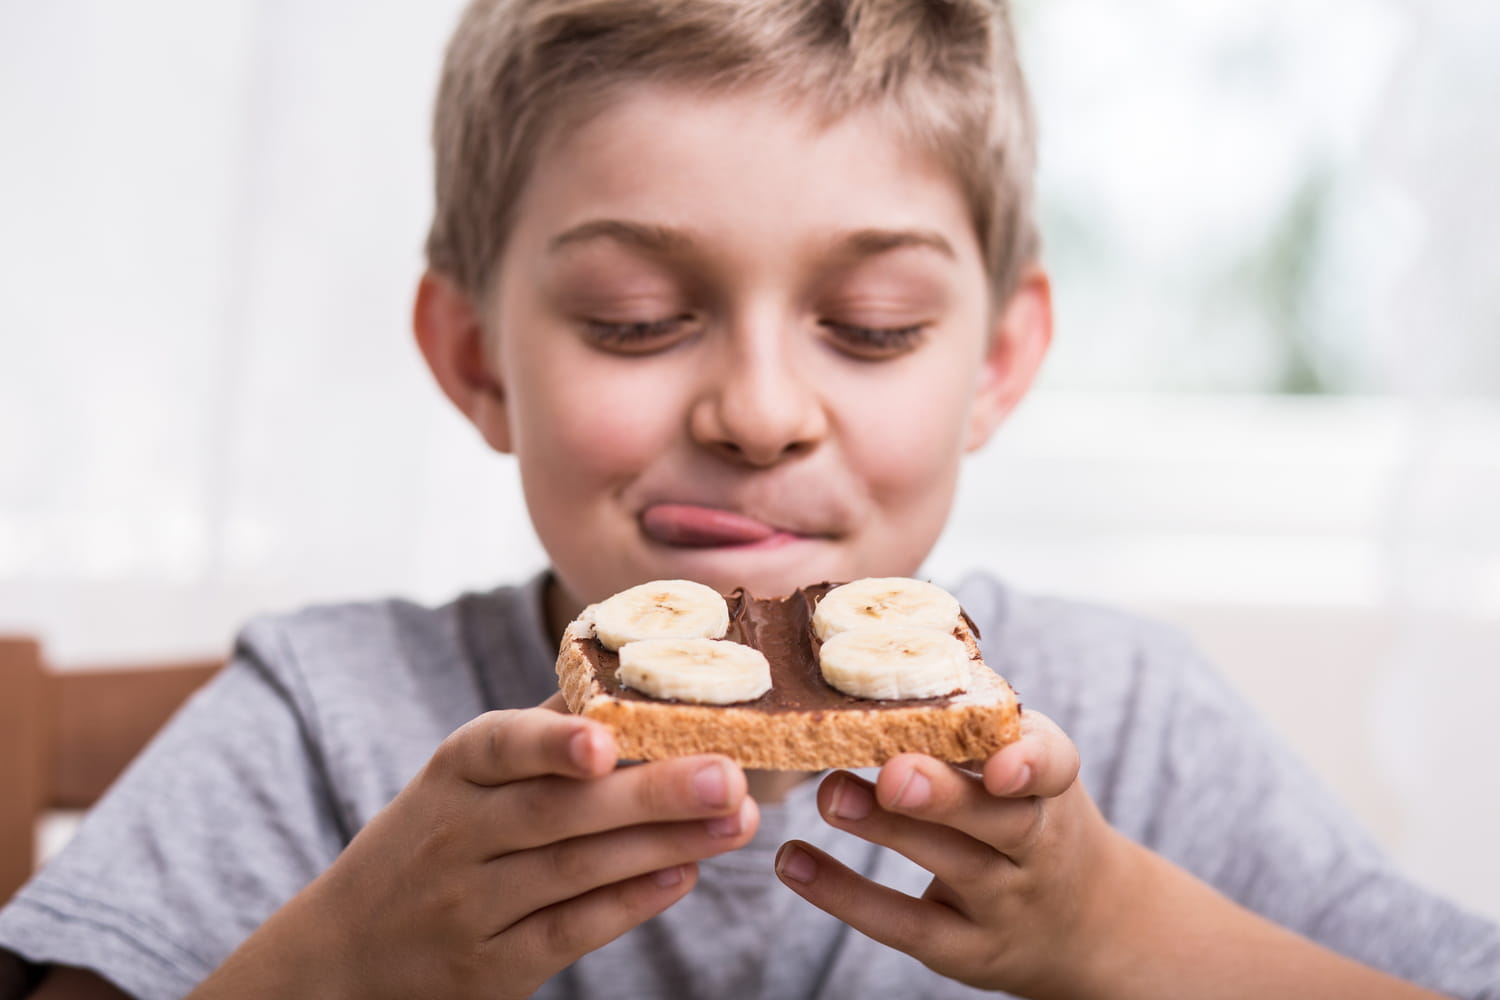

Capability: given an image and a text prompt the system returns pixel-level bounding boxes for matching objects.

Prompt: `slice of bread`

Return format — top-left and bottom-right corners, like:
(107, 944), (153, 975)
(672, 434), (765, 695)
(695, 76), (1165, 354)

(554, 582), (1021, 770)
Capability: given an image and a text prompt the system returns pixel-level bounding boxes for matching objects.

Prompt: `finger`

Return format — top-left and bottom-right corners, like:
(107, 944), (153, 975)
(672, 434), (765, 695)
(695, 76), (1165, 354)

(540, 691), (569, 713)
(480, 796), (760, 929)
(432, 708), (619, 787)
(494, 862), (700, 994)
(491, 754), (748, 852)
(871, 758), (1049, 859)
(982, 709), (1079, 800)
(775, 840), (973, 971)
(818, 770), (1011, 887)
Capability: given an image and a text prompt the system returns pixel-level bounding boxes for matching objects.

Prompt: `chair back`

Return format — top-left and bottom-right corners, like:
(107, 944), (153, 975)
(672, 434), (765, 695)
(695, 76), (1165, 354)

(0, 636), (221, 902)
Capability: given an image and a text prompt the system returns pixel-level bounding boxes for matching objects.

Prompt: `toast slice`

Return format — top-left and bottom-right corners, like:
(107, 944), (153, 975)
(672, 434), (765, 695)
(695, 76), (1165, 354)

(554, 582), (1021, 770)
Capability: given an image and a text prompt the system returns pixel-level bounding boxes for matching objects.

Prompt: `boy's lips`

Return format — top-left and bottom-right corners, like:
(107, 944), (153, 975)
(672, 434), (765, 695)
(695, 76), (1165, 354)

(640, 504), (807, 548)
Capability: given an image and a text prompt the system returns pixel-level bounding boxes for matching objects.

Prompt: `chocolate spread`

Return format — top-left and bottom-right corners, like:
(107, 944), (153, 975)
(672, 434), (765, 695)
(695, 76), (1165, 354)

(582, 582), (977, 711)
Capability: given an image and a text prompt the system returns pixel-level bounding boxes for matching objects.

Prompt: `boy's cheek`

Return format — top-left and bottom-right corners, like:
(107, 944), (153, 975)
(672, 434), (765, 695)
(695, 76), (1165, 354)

(520, 419), (658, 496)
(845, 387), (972, 476)
(514, 374), (674, 468)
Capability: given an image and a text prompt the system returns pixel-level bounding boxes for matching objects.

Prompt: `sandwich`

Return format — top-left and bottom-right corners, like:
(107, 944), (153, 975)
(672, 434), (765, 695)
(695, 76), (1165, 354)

(554, 577), (1022, 770)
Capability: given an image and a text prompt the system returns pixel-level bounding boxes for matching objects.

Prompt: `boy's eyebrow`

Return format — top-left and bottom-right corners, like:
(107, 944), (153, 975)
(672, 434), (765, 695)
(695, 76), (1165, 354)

(547, 219), (694, 255)
(830, 227), (956, 261)
(546, 220), (956, 262)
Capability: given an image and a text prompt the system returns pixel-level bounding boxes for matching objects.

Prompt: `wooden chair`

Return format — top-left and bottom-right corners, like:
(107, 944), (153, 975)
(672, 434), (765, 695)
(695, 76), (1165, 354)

(0, 636), (223, 904)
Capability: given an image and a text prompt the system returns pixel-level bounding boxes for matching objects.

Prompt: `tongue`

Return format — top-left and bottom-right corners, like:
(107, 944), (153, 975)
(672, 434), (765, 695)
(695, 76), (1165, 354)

(641, 504), (778, 547)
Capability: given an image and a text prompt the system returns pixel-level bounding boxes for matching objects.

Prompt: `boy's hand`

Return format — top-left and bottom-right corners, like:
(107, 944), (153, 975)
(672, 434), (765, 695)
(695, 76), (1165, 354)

(192, 697), (757, 1000)
(774, 711), (1448, 1000)
(773, 710), (1128, 998)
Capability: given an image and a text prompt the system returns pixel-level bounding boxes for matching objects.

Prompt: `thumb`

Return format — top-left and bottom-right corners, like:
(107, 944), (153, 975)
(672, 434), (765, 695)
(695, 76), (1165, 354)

(982, 709), (1080, 799)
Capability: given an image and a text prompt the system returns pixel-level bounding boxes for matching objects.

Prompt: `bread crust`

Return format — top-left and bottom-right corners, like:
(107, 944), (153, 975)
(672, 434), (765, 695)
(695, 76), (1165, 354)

(555, 609), (1021, 770)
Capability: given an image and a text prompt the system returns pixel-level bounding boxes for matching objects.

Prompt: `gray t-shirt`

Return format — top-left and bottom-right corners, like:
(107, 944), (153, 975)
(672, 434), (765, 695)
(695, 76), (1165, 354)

(2, 572), (1497, 999)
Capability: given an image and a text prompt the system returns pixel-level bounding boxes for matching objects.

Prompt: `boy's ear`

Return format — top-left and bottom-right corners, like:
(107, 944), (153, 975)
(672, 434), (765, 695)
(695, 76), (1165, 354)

(966, 265), (1053, 452)
(412, 270), (513, 454)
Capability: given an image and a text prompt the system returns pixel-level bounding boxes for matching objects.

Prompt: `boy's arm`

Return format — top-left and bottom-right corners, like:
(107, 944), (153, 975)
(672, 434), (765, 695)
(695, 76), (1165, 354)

(182, 697), (757, 1000)
(1090, 839), (1442, 999)
(9, 697), (752, 1000)
(776, 710), (1448, 999)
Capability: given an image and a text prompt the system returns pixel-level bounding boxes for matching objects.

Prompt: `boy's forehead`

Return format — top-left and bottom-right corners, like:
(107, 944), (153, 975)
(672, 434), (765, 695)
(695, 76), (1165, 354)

(517, 82), (983, 264)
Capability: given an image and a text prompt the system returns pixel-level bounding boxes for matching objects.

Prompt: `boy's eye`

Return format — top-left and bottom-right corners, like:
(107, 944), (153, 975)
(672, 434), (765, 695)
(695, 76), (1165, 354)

(584, 315), (694, 353)
(820, 320), (926, 360)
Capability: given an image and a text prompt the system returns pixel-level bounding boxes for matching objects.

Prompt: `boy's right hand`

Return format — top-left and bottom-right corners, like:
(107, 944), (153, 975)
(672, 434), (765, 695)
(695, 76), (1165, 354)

(188, 697), (757, 1000)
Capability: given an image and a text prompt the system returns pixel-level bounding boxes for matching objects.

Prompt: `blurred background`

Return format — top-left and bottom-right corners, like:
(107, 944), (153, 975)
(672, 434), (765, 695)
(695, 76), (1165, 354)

(2, 0), (1498, 919)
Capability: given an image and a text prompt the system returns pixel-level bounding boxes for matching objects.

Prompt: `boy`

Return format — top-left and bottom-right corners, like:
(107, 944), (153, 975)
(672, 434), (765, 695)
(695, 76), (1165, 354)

(3, 0), (1498, 997)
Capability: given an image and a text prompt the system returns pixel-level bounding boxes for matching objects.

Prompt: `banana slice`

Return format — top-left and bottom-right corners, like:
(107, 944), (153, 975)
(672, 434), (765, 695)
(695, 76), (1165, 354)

(811, 577), (961, 641)
(618, 637), (772, 704)
(818, 625), (969, 700)
(592, 579), (730, 651)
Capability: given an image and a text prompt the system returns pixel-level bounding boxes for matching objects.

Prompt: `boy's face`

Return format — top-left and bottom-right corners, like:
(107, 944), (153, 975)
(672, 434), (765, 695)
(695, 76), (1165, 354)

(417, 84), (1050, 615)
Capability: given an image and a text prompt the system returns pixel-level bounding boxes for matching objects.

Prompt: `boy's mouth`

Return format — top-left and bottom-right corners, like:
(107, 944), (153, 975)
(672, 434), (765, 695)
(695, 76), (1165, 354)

(640, 503), (804, 549)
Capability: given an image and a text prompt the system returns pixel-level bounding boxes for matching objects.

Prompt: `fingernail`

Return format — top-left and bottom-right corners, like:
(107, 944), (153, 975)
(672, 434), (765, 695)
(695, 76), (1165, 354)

(830, 777), (874, 820)
(894, 769), (931, 810)
(1002, 764), (1032, 796)
(705, 799), (746, 837)
(569, 729), (594, 771)
(694, 762), (729, 809)
(653, 865), (684, 888)
(777, 846), (816, 885)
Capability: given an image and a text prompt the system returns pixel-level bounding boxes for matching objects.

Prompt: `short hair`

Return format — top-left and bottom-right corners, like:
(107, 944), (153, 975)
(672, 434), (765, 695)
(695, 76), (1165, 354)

(425, 0), (1039, 302)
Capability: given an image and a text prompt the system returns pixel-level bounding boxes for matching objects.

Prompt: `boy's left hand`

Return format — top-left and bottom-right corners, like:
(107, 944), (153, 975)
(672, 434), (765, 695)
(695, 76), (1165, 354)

(774, 710), (1131, 998)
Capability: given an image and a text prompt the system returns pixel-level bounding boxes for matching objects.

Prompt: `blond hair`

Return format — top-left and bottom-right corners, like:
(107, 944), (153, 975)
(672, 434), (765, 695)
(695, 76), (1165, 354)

(425, 0), (1039, 301)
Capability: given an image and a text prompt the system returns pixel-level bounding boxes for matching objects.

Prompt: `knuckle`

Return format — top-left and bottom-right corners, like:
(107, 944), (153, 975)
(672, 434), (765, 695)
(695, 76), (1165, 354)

(947, 845), (997, 889)
(436, 710), (517, 778)
(415, 808), (466, 862)
(541, 905), (587, 958)
(919, 937), (965, 979)
(881, 902), (938, 956)
(965, 939), (1019, 989)
(427, 878), (471, 928)
(547, 836), (597, 886)
(1013, 796), (1049, 850)
(914, 919), (998, 986)
(508, 776), (569, 841)
(930, 767), (977, 817)
(621, 873), (678, 922)
(638, 764), (685, 817)
(426, 729), (468, 777)
(481, 711), (520, 766)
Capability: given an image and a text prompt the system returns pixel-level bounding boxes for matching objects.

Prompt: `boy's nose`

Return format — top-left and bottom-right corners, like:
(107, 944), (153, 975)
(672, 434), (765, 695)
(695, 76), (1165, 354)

(689, 344), (829, 467)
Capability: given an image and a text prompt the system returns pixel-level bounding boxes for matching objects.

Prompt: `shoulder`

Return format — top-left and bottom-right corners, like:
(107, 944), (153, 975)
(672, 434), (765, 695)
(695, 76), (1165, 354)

(949, 571), (1275, 822)
(216, 581), (553, 790)
(953, 569), (1193, 648)
(232, 582), (537, 705)
(950, 570), (1212, 708)
(236, 591), (477, 676)
(226, 574), (560, 744)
